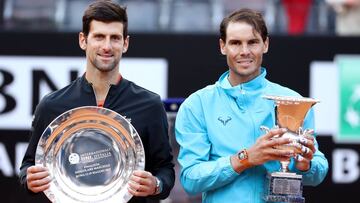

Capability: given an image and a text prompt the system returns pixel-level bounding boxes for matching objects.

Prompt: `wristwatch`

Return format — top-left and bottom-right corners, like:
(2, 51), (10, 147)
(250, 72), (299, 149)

(154, 177), (163, 195)
(237, 149), (250, 167)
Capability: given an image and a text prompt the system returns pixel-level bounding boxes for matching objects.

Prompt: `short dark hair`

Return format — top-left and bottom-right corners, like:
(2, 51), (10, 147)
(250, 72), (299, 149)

(82, 0), (128, 37)
(220, 9), (268, 42)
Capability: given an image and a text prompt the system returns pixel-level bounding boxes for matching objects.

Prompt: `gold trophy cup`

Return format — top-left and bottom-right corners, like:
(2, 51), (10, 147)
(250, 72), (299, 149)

(262, 95), (319, 203)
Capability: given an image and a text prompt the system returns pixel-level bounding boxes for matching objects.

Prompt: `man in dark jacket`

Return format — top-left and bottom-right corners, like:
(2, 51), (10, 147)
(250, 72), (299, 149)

(19, 1), (175, 202)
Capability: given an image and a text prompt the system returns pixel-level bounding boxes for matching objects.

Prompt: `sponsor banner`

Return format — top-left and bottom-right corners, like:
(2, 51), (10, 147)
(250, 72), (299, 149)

(310, 61), (338, 135)
(338, 56), (360, 142)
(0, 56), (168, 129)
(310, 55), (360, 143)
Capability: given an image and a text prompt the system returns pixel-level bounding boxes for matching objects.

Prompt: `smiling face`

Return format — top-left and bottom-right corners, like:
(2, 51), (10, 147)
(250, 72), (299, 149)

(79, 20), (129, 73)
(220, 21), (269, 86)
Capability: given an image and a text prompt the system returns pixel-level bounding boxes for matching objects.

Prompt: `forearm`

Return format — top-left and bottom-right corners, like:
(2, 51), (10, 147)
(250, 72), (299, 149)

(289, 150), (328, 186)
(146, 105), (175, 199)
(19, 143), (37, 193)
(19, 162), (38, 194)
(180, 156), (239, 195)
(294, 110), (328, 185)
(230, 152), (254, 174)
(151, 166), (175, 199)
(19, 166), (29, 190)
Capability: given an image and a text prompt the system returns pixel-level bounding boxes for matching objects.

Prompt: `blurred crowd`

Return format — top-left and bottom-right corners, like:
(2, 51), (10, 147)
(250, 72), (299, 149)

(0, 0), (359, 36)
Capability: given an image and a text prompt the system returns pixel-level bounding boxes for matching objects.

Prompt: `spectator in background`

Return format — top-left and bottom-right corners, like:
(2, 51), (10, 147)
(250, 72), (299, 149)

(326, 0), (360, 35)
(222, 0), (277, 32)
(282, 0), (313, 35)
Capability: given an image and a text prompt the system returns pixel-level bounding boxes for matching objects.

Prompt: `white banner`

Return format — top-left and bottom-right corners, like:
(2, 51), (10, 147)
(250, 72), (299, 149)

(310, 61), (338, 135)
(0, 56), (168, 129)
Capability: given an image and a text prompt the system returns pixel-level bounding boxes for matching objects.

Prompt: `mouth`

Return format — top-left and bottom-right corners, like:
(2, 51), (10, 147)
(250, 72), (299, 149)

(236, 59), (253, 66)
(98, 53), (114, 60)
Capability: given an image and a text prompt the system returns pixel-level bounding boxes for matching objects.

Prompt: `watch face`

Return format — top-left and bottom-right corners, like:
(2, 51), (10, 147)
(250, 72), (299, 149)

(155, 177), (161, 194)
(239, 152), (245, 160)
(238, 151), (247, 160)
(155, 178), (160, 187)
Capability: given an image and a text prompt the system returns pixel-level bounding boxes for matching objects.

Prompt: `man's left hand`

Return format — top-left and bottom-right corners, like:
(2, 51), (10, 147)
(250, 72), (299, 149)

(295, 130), (316, 171)
(128, 170), (157, 197)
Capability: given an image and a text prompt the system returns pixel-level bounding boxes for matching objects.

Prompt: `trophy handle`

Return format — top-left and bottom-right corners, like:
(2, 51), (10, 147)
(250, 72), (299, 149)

(260, 126), (270, 134)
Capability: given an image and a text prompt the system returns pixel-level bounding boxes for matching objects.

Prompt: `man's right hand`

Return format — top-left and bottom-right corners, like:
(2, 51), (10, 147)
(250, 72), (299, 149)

(247, 128), (294, 166)
(27, 166), (51, 193)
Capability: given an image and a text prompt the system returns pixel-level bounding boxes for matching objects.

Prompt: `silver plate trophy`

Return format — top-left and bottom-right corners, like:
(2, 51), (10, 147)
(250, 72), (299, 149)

(35, 106), (145, 203)
(262, 95), (319, 203)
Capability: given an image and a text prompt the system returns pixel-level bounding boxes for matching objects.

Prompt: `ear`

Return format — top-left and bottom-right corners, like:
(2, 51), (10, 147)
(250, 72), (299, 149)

(79, 32), (87, 51)
(122, 35), (130, 53)
(263, 37), (269, 54)
(219, 38), (226, 55)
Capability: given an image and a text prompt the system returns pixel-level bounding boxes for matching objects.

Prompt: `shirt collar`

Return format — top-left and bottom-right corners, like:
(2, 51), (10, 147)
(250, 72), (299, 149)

(80, 73), (127, 94)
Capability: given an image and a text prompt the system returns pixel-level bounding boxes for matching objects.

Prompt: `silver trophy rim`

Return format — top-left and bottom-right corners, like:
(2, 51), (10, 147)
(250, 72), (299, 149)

(262, 95), (320, 103)
(35, 106), (145, 203)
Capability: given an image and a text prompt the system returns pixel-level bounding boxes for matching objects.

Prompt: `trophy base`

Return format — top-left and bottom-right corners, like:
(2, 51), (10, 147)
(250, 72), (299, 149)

(264, 195), (305, 203)
(263, 172), (304, 203)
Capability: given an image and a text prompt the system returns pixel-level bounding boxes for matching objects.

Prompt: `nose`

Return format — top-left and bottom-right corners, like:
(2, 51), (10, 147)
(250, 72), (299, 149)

(240, 44), (250, 55)
(102, 37), (112, 51)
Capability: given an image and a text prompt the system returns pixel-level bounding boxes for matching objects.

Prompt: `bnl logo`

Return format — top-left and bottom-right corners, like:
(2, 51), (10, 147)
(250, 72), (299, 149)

(0, 69), (78, 115)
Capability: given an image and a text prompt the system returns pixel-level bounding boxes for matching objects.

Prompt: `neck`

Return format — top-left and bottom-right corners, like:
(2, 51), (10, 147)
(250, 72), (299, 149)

(85, 69), (120, 101)
(228, 69), (261, 86)
(228, 75), (253, 87)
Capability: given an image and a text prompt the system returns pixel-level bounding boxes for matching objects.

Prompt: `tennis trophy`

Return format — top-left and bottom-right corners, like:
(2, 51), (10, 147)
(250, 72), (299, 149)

(262, 95), (319, 203)
(35, 106), (145, 203)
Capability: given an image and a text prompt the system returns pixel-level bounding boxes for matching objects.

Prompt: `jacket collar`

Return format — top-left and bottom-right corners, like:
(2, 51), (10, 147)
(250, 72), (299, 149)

(80, 74), (129, 94)
(217, 67), (267, 99)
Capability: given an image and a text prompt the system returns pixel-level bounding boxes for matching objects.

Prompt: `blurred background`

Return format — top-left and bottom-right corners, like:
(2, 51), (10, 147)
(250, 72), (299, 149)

(1, 0), (356, 35)
(0, 0), (360, 202)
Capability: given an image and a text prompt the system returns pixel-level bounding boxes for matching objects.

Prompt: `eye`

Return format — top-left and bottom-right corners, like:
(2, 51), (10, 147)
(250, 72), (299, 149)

(94, 35), (104, 40)
(248, 40), (260, 45)
(111, 35), (121, 41)
(229, 41), (240, 46)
